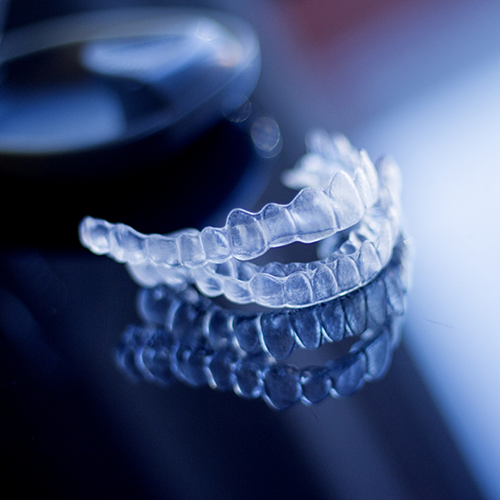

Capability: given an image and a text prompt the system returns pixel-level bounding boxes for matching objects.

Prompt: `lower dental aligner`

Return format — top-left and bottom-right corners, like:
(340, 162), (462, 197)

(125, 154), (401, 308)
(136, 236), (409, 360)
(116, 237), (409, 409)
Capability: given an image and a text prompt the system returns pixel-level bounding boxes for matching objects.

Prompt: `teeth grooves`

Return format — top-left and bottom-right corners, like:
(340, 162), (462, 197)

(79, 131), (404, 309)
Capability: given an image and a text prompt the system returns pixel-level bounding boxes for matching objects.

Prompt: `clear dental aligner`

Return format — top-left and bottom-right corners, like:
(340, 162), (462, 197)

(116, 317), (403, 410)
(125, 153), (401, 308)
(79, 132), (403, 308)
(79, 132), (379, 268)
(136, 236), (409, 361)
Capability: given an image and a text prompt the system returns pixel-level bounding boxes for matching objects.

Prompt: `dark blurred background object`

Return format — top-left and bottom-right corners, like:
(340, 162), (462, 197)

(0, 1), (494, 499)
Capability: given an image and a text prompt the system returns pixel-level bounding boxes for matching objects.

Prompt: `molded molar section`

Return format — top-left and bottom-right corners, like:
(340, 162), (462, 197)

(263, 365), (302, 410)
(329, 350), (367, 397)
(233, 315), (261, 354)
(233, 355), (267, 399)
(206, 349), (239, 391)
(79, 216), (111, 254)
(204, 308), (233, 350)
(127, 261), (163, 288)
(300, 367), (332, 405)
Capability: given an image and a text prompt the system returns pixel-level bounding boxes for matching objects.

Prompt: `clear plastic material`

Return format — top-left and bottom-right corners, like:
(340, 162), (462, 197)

(136, 236), (409, 361)
(79, 132), (379, 267)
(79, 131), (403, 308)
(122, 154), (400, 307)
(115, 235), (410, 408)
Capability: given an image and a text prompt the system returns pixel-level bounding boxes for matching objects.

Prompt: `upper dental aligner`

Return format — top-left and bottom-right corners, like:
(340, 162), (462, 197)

(136, 236), (409, 361)
(79, 132), (379, 268)
(125, 154), (401, 308)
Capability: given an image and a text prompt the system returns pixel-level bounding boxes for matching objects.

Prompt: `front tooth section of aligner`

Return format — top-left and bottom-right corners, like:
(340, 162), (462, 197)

(356, 241), (382, 282)
(227, 209), (269, 261)
(353, 168), (373, 209)
(360, 150), (379, 200)
(326, 171), (365, 229)
(375, 219), (393, 267)
(283, 272), (314, 307)
(332, 256), (362, 294)
(109, 224), (146, 264)
(311, 264), (339, 303)
(79, 216), (111, 255)
(288, 189), (338, 243)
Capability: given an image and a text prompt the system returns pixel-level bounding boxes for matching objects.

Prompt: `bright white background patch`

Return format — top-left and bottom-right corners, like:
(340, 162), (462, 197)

(353, 52), (500, 500)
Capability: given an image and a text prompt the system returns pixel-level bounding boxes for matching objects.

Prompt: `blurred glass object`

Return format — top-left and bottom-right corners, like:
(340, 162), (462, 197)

(0, 8), (260, 165)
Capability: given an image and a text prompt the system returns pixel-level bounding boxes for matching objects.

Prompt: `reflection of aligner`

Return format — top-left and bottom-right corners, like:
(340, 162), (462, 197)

(127, 155), (400, 307)
(115, 237), (409, 409)
(117, 321), (401, 409)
